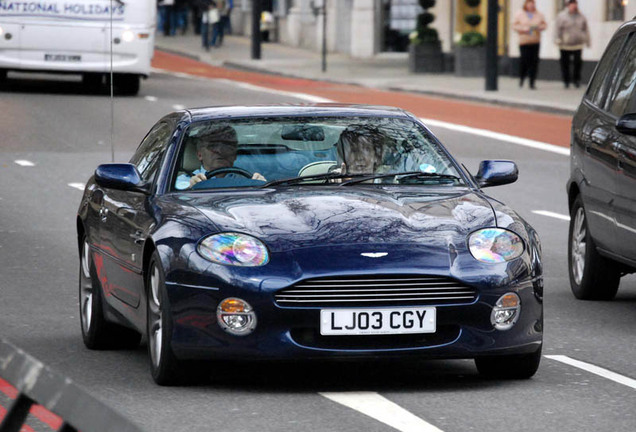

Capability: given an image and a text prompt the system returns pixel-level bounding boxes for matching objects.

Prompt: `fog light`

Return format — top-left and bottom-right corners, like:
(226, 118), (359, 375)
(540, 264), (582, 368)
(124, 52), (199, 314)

(217, 298), (257, 336)
(491, 293), (520, 330)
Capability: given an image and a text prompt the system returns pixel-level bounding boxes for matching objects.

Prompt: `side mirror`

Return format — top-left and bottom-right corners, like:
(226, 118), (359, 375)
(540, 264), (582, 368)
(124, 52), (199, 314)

(616, 113), (636, 136)
(474, 160), (518, 188)
(95, 164), (150, 194)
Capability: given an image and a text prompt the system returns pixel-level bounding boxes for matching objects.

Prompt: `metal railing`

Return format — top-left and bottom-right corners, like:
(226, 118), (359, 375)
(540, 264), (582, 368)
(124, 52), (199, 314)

(0, 338), (144, 432)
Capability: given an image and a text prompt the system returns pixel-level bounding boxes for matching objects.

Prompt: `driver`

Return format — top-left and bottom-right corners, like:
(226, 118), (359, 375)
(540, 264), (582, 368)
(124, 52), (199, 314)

(176, 125), (265, 190)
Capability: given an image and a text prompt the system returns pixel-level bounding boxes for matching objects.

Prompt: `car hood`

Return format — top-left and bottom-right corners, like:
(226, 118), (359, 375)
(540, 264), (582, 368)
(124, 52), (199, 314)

(182, 187), (496, 253)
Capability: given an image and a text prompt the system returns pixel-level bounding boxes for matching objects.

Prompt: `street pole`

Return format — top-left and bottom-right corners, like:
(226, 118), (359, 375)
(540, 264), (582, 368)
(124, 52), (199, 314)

(485, 0), (498, 91)
(251, 0), (262, 60)
(321, 3), (327, 73)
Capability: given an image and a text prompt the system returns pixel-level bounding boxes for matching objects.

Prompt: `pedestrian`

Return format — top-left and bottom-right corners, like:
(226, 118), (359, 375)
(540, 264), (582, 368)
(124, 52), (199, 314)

(513, 0), (547, 89)
(222, 0), (233, 35)
(210, 0), (225, 48)
(218, 0), (232, 45)
(174, 0), (189, 35)
(160, 0), (177, 36)
(199, 0), (218, 50)
(555, 0), (590, 88)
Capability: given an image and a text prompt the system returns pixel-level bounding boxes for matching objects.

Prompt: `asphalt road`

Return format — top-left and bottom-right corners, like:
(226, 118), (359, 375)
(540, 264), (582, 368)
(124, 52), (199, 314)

(1, 69), (636, 432)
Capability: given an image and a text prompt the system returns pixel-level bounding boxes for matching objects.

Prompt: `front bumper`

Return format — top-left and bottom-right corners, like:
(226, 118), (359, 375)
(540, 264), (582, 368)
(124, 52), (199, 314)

(165, 274), (543, 361)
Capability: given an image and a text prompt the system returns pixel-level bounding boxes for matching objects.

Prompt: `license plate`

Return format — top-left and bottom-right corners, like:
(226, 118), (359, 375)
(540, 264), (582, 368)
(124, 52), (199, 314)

(44, 54), (81, 62)
(320, 307), (436, 336)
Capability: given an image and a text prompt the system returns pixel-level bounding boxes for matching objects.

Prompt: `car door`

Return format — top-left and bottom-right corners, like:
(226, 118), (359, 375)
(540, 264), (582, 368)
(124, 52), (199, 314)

(573, 34), (627, 252)
(605, 34), (636, 261)
(99, 121), (174, 309)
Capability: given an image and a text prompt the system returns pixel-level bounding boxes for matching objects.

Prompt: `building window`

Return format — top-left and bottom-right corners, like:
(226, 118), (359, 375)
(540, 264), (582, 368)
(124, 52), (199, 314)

(606, 0), (626, 22)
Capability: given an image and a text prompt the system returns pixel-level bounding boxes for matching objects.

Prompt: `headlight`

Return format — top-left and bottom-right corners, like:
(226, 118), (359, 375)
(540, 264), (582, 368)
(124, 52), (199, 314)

(198, 233), (269, 266)
(121, 30), (135, 42)
(468, 228), (524, 263)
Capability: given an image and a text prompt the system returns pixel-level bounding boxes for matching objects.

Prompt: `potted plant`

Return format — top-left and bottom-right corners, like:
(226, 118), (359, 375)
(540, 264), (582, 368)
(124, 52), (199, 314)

(454, 0), (487, 77)
(408, 0), (444, 73)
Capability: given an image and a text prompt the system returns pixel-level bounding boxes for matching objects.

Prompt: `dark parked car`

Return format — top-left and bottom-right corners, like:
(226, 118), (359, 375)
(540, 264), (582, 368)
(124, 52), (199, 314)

(568, 19), (636, 300)
(77, 104), (543, 385)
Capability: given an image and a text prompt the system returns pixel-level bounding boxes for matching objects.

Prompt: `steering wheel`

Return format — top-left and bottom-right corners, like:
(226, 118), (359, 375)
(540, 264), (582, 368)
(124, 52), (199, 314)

(205, 167), (253, 179)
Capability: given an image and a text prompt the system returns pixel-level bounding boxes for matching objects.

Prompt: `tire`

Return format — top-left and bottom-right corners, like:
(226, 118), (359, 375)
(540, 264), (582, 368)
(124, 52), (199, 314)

(0, 69), (7, 82)
(568, 195), (620, 300)
(147, 252), (183, 385)
(115, 74), (140, 96)
(79, 237), (141, 349)
(475, 347), (542, 379)
(82, 73), (103, 93)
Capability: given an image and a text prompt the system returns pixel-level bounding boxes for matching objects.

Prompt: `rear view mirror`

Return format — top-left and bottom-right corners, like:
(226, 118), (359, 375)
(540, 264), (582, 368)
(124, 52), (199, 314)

(281, 125), (325, 141)
(474, 160), (518, 188)
(95, 163), (150, 194)
(616, 113), (636, 136)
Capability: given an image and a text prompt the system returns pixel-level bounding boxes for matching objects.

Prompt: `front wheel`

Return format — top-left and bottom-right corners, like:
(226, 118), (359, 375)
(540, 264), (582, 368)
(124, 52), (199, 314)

(568, 196), (620, 300)
(475, 347), (541, 379)
(147, 252), (183, 385)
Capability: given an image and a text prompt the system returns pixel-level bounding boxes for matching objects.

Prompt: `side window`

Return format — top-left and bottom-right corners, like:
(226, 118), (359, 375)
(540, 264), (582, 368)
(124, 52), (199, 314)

(607, 35), (636, 117)
(586, 34), (626, 108)
(129, 122), (173, 183)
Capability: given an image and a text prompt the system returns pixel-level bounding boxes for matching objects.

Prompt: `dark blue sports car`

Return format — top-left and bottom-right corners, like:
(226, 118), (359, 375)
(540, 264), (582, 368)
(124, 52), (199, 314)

(77, 104), (543, 385)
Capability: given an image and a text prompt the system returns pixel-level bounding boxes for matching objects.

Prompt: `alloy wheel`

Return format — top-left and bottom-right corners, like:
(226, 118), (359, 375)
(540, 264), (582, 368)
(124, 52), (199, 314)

(148, 264), (163, 369)
(571, 207), (587, 285)
(80, 240), (93, 333)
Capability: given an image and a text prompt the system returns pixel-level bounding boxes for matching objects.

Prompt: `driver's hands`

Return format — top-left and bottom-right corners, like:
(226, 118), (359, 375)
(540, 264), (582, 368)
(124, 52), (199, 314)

(252, 172), (266, 181)
(189, 173), (207, 188)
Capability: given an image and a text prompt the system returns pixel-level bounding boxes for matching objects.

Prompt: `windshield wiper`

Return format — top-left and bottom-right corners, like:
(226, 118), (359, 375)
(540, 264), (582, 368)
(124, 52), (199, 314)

(339, 171), (462, 186)
(260, 172), (369, 188)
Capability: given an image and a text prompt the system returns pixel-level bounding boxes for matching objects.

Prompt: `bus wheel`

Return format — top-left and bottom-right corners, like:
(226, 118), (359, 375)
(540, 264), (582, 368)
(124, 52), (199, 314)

(82, 73), (103, 93)
(116, 74), (140, 96)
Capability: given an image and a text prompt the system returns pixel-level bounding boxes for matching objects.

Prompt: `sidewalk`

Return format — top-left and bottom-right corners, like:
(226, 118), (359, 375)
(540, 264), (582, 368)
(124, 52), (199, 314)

(155, 33), (584, 116)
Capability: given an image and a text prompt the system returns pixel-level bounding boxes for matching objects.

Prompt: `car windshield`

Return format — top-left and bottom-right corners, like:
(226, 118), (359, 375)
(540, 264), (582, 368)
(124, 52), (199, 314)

(171, 116), (465, 191)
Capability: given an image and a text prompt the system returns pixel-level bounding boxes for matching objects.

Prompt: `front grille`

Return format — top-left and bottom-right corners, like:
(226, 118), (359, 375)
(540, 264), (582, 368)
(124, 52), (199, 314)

(289, 326), (461, 350)
(274, 275), (478, 307)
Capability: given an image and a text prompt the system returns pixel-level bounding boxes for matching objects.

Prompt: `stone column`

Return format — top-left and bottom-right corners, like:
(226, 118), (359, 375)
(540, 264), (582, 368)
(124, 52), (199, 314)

(286, 0), (317, 49)
(350, 0), (377, 58)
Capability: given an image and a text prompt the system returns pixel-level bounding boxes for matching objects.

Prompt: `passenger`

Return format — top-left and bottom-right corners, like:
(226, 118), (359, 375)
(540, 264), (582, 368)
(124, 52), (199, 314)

(175, 125), (265, 190)
(334, 125), (438, 181)
(334, 125), (386, 175)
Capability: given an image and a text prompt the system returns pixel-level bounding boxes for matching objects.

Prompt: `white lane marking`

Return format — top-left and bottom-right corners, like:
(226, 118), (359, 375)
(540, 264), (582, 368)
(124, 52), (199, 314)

(173, 104), (186, 110)
(68, 183), (85, 191)
(154, 69), (195, 80)
(546, 355), (636, 390)
(419, 117), (571, 156)
(145, 95), (158, 102)
(320, 392), (443, 432)
(532, 210), (570, 221)
(229, 80), (335, 103)
(15, 160), (35, 167)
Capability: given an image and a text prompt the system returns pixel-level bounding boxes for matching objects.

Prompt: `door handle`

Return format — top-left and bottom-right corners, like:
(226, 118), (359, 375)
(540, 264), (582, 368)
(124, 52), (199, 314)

(130, 230), (144, 245)
(590, 128), (609, 146)
(99, 207), (108, 222)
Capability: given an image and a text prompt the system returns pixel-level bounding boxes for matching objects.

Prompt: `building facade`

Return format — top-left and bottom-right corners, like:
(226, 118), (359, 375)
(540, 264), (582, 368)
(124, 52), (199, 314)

(232, 0), (635, 78)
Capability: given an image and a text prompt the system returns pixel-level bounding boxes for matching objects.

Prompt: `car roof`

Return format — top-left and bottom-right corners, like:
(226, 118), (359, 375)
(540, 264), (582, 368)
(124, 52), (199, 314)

(174, 104), (412, 123)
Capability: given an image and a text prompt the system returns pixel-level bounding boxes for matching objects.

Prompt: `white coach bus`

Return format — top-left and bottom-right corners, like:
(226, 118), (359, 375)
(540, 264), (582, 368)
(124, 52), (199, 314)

(0, 0), (155, 95)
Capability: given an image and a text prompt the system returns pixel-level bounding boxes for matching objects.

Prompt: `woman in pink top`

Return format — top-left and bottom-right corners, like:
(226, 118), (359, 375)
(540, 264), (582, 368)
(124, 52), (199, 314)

(513, 0), (547, 89)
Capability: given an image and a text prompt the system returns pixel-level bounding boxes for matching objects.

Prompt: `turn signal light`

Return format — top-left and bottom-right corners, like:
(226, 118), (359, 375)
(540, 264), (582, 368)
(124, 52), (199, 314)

(219, 298), (247, 313)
